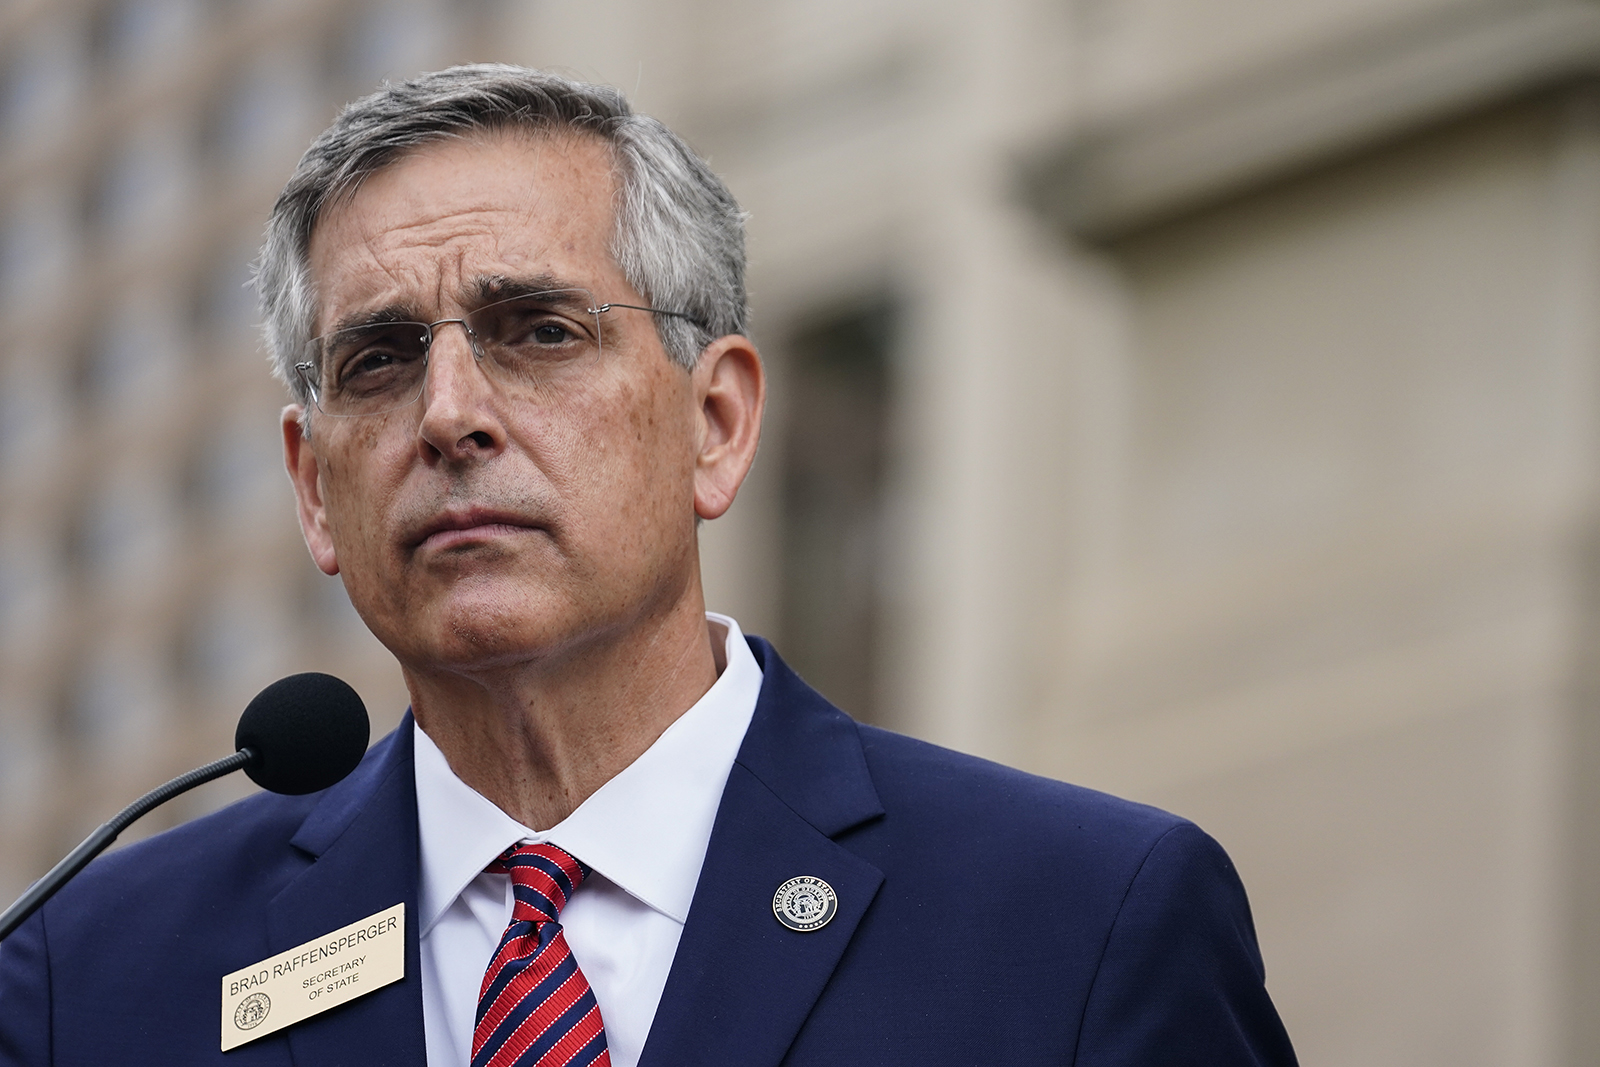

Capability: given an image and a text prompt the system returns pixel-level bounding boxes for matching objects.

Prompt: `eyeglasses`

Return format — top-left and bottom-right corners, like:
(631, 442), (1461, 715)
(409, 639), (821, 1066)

(294, 289), (703, 418)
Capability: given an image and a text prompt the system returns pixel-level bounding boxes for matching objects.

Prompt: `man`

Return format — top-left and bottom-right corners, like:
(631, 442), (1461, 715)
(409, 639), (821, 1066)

(0, 66), (1297, 1066)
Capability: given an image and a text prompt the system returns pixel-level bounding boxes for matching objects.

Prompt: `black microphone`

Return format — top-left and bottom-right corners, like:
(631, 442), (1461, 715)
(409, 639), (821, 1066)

(0, 672), (369, 941)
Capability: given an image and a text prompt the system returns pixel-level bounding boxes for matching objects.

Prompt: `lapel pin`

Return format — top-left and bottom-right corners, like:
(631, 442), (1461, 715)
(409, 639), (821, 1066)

(773, 875), (838, 932)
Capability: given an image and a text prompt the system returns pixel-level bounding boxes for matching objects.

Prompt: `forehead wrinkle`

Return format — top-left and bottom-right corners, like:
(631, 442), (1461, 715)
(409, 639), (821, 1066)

(352, 193), (572, 294)
(307, 130), (627, 335)
(320, 218), (512, 328)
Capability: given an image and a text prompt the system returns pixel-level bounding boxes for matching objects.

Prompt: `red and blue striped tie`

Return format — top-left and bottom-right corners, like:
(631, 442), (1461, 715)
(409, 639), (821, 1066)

(472, 843), (610, 1067)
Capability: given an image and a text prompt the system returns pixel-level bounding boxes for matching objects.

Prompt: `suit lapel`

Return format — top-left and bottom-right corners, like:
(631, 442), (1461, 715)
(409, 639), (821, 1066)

(266, 715), (426, 1067)
(639, 639), (885, 1067)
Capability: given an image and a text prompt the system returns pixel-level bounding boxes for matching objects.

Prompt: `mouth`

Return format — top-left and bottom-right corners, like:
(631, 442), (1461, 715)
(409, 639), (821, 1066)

(408, 507), (544, 551)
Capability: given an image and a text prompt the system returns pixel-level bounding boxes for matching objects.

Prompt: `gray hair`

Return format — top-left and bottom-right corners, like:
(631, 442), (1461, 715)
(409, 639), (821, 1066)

(253, 64), (748, 403)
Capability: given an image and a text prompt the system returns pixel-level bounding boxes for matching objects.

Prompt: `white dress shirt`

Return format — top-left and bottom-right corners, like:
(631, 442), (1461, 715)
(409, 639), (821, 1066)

(414, 614), (763, 1067)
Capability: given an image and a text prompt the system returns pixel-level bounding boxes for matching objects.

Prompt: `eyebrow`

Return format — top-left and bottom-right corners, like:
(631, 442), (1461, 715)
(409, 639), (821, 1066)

(325, 305), (420, 336)
(321, 273), (593, 337)
(471, 273), (588, 305)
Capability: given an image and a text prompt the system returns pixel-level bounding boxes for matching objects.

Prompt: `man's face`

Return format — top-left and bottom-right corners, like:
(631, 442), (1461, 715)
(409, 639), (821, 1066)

(286, 131), (707, 675)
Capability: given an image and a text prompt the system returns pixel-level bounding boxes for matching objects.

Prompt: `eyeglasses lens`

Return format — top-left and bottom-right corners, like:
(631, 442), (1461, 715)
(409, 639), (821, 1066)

(301, 289), (603, 417)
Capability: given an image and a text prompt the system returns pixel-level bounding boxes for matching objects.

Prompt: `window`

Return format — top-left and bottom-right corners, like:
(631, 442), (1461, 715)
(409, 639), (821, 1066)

(778, 297), (897, 723)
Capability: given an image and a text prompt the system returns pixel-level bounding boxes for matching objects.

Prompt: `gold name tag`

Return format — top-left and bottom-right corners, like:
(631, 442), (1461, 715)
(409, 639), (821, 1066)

(219, 903), (405, 1051)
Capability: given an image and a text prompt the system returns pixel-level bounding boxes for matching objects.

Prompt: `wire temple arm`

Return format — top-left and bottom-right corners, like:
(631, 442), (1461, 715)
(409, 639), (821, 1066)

(590, 302), (710, 330)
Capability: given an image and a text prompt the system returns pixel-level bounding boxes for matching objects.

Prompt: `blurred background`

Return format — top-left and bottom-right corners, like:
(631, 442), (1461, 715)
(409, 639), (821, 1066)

(3, 0), (1599, 1061)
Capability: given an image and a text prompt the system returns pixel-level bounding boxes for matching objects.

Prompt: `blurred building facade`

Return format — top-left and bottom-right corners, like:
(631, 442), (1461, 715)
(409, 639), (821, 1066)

(5, 0), (1600, 1063)
(0, 0), (481, 914)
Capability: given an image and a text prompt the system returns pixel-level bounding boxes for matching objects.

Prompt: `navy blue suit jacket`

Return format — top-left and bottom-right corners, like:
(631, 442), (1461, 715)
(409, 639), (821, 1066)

(0, 638), (1296, 1065)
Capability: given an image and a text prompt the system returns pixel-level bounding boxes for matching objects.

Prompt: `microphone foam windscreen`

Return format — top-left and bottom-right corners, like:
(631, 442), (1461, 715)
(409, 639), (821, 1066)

(235, 673), (370, 796)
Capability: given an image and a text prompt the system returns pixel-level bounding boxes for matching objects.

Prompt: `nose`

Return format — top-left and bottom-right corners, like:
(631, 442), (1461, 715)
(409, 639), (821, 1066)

(415, 320), (505, 462)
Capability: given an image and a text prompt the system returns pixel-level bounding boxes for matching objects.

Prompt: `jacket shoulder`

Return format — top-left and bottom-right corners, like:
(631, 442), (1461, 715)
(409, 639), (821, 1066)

(743, 635), (1188, 859)
(854, 721), (1190, 855)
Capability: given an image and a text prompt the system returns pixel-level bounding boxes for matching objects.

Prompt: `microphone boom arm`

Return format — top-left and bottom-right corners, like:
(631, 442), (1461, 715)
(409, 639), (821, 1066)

(0, 747), (256, 941)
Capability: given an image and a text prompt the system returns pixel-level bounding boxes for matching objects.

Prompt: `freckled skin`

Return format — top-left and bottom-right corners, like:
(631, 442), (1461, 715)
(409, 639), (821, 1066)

(282, 131), (765, 829)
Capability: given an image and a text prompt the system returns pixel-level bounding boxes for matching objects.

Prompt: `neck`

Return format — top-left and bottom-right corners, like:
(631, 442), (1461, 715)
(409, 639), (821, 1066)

(405, 593), (722, 830)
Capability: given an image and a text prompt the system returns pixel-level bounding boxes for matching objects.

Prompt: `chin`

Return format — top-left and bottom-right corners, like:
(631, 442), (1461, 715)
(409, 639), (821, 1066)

(408, 589), (610, 673)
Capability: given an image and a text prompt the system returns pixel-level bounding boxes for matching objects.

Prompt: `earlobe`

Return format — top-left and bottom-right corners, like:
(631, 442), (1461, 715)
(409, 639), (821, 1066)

(282, 406), (340, 576)
(692, 336), (766, 521)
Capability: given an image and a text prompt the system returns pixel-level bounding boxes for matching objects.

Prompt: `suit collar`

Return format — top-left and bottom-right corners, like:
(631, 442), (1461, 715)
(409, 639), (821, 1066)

(732, 637), (885, 835)
(288, 712), (414, 858)
(639, 637), (885, 1067)
(271, 713), (427, 1067)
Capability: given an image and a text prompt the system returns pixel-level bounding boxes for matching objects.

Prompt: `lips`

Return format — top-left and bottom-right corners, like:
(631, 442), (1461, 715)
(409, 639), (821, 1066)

(408, 507), (543, 550)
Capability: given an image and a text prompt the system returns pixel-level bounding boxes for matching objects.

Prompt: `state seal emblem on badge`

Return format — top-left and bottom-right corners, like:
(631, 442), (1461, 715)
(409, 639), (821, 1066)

(772, 875), (838, 932)
(234, 992), (271, 1031)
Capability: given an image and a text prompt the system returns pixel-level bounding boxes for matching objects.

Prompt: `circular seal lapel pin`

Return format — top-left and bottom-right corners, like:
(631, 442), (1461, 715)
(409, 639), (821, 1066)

(772, 875), (838, 932)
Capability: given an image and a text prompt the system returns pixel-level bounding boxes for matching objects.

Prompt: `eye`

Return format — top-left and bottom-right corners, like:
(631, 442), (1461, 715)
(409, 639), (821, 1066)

(327, 325), (427, 395)
(475, 298), (594, 356)
(344, 347), (395, 380)
(530, 322), (576, 345)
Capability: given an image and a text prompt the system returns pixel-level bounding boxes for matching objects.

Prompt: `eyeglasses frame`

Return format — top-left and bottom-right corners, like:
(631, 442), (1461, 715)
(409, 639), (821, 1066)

(293, 293), (708, 418)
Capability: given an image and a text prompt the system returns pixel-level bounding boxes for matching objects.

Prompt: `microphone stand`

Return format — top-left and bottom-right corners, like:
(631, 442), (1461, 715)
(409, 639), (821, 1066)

(0, 748), (256, 941)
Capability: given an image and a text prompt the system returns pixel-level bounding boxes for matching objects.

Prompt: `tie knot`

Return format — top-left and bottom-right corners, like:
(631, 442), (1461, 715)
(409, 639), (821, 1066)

(489, 842), (588, 925)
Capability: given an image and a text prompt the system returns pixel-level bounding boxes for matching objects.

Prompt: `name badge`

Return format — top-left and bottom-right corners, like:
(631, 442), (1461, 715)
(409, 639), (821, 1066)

(219, 903), (405, 1051)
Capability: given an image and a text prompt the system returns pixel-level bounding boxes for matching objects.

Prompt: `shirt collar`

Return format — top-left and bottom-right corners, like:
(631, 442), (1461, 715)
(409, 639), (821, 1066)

(414, 614), (763, 935)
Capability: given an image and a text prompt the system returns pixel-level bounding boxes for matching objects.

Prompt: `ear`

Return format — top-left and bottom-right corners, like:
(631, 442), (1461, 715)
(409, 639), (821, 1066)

(282, 406), (340, 576)
(691, 335), (765, 520)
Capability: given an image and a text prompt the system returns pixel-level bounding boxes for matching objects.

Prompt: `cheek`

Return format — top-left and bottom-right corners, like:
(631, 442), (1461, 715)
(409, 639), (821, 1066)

(544, 373), (687, 480)
(317, 422), (401, 553)
(536, 377), (695, 558)
(615, 378), (695, 490)
(628, 395), (701, 556)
